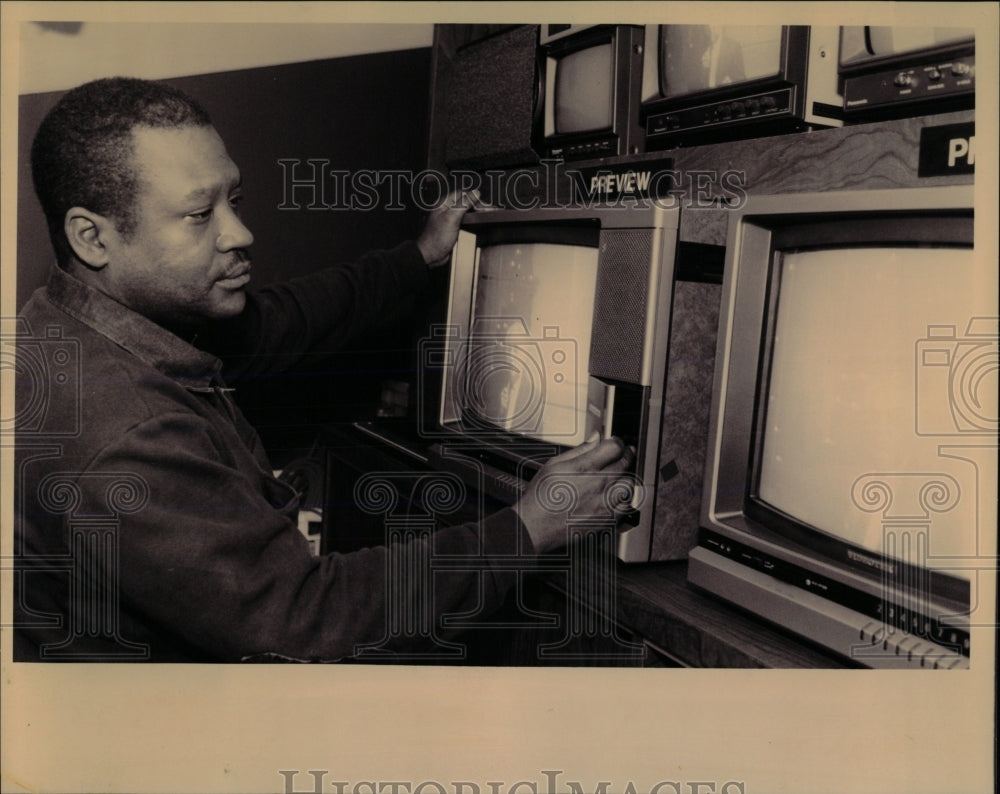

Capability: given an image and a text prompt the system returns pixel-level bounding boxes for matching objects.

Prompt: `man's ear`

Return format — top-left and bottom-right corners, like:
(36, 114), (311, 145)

(64, 207), (115, 269)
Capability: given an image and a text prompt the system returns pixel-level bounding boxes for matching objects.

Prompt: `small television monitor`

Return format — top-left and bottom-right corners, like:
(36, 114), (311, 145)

(641, 25), (842, 147)
(422, 203), (688, 562)
(689, 185), (993, 668)
(839, 26), (975, 120)
(539, 25), (645, 161)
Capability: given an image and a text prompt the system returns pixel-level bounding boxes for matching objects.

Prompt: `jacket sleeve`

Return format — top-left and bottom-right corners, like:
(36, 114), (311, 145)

(81, 409), (536, 662)
(200, 241), (431, 378)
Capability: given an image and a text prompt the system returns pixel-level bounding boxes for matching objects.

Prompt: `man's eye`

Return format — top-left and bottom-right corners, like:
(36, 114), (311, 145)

(229, 195), (244, 213)
(187, 209), (212, 222)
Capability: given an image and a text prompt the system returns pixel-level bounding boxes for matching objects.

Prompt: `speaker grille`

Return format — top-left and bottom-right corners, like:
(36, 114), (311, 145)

(590, 229), (655, 384)
(446, 26), (541, 169)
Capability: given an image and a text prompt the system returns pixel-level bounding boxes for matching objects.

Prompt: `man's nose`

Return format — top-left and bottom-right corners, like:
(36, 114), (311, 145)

(216, 208), (254, 251)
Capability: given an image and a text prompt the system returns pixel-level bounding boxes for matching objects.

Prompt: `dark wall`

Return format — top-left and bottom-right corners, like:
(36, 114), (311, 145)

(17, 48), (436, 462)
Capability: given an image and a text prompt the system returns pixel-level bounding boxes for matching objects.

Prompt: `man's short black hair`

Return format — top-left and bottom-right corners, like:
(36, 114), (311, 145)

(31, 76), (212, 266)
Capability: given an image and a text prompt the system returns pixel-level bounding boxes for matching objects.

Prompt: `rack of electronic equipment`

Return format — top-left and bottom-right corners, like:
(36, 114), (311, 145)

(391, 22), (986, 669)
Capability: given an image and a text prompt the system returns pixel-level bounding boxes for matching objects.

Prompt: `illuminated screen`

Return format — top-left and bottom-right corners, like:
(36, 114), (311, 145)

(465, 242), (603, 445)
(555, 43), (614, 133)
(758, 246), (995, 581)
(661, 25), (782, 97)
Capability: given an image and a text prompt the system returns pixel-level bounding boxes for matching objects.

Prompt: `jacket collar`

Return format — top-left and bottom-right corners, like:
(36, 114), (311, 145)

(45, 264), (224, 390)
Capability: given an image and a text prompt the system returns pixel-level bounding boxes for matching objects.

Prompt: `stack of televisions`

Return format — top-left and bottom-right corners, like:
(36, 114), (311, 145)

(414, 24), (983, 669)
(444, 23), (975, 167)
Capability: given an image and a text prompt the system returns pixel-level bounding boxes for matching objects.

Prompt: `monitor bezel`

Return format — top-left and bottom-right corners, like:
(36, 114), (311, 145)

(838, 25), (975, 75)
(433, 203), (681, 561)
(544, 26), (619, 138)
(704, 186), (977, 613)
(551, 33), (617, 137)
(644, 24), (808, 109)
(540, 24), (644, 159)
(439, 203), (678, 440)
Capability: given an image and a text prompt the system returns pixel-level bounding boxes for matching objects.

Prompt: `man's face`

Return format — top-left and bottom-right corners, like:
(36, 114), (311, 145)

(102, 124), (254, 329)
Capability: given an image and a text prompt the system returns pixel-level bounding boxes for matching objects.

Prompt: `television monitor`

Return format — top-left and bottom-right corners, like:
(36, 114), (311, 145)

(689, 185), (994, 668)
(641, 25), (842, 147)
(539, 25), (645, 161)
(421, 203), (703, 562)
(839, 26), (975, 120)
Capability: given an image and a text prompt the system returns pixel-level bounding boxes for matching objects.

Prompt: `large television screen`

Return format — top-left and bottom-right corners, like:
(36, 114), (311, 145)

(691, 186), (989, 667)
(756, 244), (986, 584)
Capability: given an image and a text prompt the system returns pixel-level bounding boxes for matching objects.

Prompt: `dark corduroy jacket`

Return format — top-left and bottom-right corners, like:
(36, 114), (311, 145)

(13, 243), (533, 662)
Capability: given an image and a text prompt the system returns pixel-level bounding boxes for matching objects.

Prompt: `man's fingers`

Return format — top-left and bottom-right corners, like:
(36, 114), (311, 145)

(608, 444), (637, 472)
(552, 432), (602, 463)
(583, 437), (631, 471)
(559, 436), (631, 471)
(434, 188), (480, 212)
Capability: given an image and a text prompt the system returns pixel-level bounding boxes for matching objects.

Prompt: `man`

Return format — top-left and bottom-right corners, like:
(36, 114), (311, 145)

(14, 77), (633, 662)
